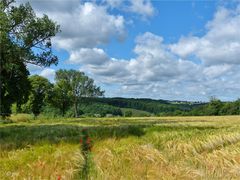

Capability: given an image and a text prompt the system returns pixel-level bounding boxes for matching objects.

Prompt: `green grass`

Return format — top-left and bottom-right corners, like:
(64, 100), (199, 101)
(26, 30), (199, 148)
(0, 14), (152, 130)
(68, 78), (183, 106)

(1, 115), (240, 179)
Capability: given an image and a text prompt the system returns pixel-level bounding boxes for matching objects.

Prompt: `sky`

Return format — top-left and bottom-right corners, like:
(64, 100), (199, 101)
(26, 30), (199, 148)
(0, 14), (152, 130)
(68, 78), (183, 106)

(19, 0), (240, 101)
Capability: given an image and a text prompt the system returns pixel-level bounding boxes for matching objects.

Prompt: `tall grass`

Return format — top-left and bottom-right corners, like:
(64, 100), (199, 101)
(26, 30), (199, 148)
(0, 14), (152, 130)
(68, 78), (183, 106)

(0, 115), (240, 179)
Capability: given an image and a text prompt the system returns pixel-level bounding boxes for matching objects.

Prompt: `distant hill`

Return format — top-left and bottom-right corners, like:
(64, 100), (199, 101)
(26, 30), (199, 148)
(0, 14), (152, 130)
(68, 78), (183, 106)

(120, 108), (152, 117)
(79, 97), (204, 116)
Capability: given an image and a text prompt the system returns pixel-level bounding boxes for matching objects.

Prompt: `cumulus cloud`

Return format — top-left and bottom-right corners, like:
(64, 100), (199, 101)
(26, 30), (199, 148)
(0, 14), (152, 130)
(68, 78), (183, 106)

(68, 48), (109, 65)
(79, 32), (202, 98)
(203, 64), (233, 79)
(53, 2), (125, 50)
(128, 0), (155, 17)
(169, 36), (200, 58)
(170, 6), (240, 66)
(104, 0), (122, 8)
(22, 1), (126, 50)
(79, 28), (240, 101)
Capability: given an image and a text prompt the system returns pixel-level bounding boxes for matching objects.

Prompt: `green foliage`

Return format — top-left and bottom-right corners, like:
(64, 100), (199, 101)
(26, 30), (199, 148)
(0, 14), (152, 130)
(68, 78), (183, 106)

(79, 101), (122, 117)
(206, 98), (223, 115)
(0, 0), (60, 117)
(48, 81), (71, 117)
(124, 110), (133, 117)
(121, 108), (151, 117)
(54, 69), (104, 117)
(27, 75), (53, 117)
(221, 99), (240, 115)
(89, 97), (198, 115)
(41, 105), (62, 118)
(188, 98), (240, 116)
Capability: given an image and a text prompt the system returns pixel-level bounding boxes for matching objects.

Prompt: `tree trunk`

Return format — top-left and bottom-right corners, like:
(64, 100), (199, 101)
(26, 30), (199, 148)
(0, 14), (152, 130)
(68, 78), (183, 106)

(74, 99), (78, 118)
(16, 101), (22, 113)
(62, 102), (65, 117)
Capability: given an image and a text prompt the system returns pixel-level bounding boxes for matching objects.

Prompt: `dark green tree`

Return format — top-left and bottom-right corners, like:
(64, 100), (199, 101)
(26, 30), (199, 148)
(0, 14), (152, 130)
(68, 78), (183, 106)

(124, 110), (132, 117)
(0, 0), (60, 118)
(27, 75), (52, 117)
(55, 69), (104, 117)
(48, 80), (71, 117)
(206, 97), (223, 115)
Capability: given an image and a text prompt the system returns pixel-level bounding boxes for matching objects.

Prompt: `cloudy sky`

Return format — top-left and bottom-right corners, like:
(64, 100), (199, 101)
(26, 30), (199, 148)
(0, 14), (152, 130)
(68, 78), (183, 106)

(21, 0), (240, 101)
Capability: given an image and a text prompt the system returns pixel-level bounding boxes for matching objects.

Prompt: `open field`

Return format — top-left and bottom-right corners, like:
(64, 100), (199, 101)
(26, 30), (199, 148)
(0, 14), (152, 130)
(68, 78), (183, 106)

(1, 115), (240, 179)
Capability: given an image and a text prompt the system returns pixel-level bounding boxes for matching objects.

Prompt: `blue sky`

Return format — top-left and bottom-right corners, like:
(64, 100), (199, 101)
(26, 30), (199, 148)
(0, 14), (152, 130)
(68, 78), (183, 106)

(105, 1), (218, 59)
(24, 0), (240, 101)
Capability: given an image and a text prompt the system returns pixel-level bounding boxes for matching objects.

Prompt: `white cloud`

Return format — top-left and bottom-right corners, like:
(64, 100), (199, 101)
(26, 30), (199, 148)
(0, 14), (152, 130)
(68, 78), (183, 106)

(40, 68), (55, 81)
(128, 0), (155, 17)
(170, 6), (240, 66)
(78, 32), (202, 98)
(104, 0), (122, 8)
(104, 0), (155, 18)
(26, 64), (42, 72)
(203, 64), (232, 79)
(25, 1), (126, 50)
(68, 48), (109, 65)
(53, 2), (125, 50)
(78, 29), (240, 101)
(169, 36), (200, 58)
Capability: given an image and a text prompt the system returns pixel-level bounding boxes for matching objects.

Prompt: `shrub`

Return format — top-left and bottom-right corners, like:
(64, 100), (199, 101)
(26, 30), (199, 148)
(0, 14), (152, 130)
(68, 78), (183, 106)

(124, 110), (132, 117)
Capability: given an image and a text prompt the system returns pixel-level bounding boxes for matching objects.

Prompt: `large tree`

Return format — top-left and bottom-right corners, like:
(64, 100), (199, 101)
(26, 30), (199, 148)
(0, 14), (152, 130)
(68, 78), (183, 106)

(55, 69), (104, 117)
(0, 0), (60, 117)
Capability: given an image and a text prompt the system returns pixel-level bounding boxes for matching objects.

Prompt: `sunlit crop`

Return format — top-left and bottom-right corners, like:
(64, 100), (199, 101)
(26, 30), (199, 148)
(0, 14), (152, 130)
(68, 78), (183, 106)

(1, 115), (240, 179)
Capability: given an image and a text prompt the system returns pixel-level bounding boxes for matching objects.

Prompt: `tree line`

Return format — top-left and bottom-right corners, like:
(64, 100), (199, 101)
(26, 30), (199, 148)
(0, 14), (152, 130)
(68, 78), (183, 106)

(79, 97), (240, 116)
(186, 98), (240, 116)
(13, 70), (104, 118)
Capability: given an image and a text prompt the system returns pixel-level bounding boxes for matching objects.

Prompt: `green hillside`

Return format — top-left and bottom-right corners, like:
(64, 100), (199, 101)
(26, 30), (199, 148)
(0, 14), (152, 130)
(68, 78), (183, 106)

(85, 97), (201, 112)
(121, 108), (152, 117)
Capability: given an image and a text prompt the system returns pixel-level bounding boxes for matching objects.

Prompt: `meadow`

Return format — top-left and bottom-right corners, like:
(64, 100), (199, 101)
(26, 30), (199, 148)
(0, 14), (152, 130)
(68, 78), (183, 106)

(1, 115), (240, 179)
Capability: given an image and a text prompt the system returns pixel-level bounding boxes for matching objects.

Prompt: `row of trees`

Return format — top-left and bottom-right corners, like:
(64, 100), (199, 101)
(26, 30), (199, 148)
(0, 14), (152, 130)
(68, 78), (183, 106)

(188, 98), (240, 116)
(159, 98), (240, 116)
(14, 70), (104, 118)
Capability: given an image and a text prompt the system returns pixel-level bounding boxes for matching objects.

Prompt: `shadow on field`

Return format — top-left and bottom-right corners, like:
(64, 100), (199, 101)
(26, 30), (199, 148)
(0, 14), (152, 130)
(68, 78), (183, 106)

(67, 118), (167, 125)
(66, 119), (213, 126)
(0, 119), (219, 151)
(0, 124), (146, 151)
(146, 125), (221, 133)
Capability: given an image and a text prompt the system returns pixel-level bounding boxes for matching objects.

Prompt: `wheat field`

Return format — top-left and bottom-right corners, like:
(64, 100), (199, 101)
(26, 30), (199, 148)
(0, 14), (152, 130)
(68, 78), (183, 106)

(1, 115), (240, 179)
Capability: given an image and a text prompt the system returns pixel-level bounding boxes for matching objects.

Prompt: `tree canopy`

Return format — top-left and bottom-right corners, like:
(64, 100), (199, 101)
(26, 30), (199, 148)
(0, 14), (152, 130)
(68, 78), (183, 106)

(27, 75), (52, 117)
(55, 69), (104, 117)
(0, 0), (60, 117)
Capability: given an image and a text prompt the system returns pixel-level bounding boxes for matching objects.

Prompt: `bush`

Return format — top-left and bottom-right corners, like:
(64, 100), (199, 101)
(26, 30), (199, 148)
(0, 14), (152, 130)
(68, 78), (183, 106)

(124, 110), (132, 117)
